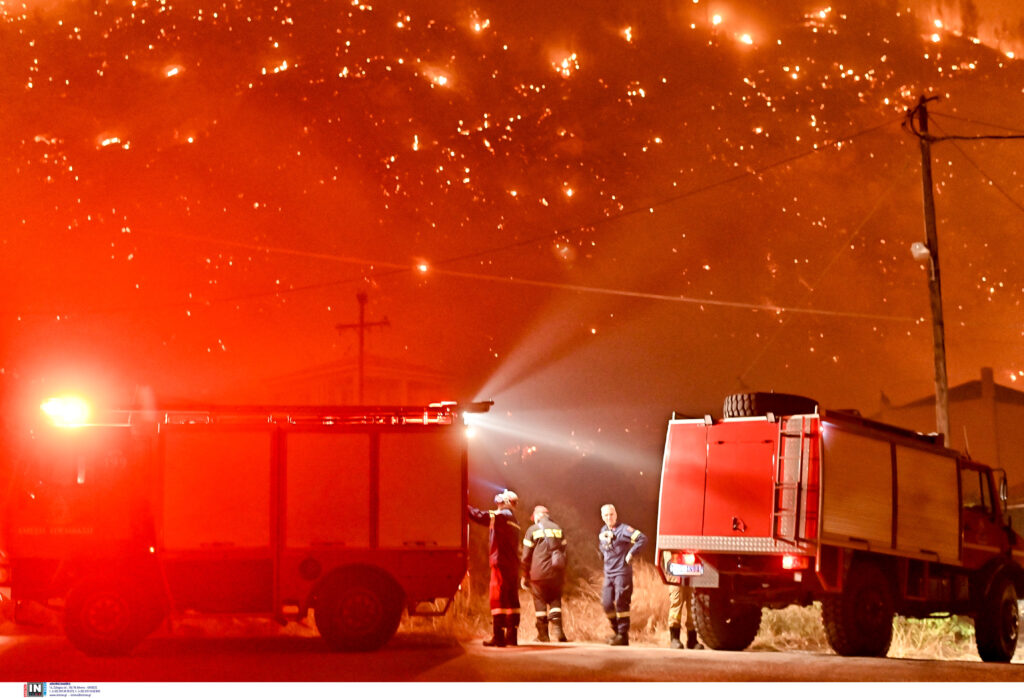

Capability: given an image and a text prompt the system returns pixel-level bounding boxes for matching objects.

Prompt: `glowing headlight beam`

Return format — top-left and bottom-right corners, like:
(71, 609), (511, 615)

(41, 396), (91, 428)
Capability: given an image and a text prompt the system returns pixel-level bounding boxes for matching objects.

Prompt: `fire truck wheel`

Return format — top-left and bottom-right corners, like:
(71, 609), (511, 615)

(692, 590), (762, 651)
(722, 393), (818, 419)
(822, 562), (894, 657)
(315, 568), (404, 652)
(64, 578), (147, 656)
(975, 575), (1019, 663)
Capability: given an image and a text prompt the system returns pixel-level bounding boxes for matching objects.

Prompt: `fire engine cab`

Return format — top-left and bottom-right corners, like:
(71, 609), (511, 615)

(3, 397), (488, 655)
(657, 392), (1024, 662)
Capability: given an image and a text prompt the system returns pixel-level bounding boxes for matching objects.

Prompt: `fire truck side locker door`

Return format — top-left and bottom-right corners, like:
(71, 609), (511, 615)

(159, 426), (275, 612)
(703, 421), (778, 538)
(281, 432), (372, 549)
(893, 446), (960, 564)
(657, 421), (710, 538)
(378, 428), (463, 549)
(819, 426), (893, 551)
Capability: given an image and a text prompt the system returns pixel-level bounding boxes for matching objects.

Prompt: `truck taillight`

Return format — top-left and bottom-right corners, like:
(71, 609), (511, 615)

(681, 552), (697, 565)
(41, 396), (91, 428)
(782, 554), (809, 570)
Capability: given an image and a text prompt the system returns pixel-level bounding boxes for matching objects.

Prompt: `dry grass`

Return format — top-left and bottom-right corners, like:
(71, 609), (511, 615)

(403, 560), (1024, 662)
(6, 560), (1021, 661)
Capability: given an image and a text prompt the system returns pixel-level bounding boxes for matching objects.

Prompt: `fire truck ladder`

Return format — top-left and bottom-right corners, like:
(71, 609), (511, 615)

(773, 416), (810, 544)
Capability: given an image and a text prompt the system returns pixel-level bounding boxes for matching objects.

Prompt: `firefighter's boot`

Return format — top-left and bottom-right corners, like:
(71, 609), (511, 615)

(606, 615), (619, 643)
(550, 616), (568, 642)
(608, 633), (629, 646)
(669, 626), (683, 649)
(505, 615), (519, 647)
(686, 629), (704, 650)
(483, 615), (506, 647)
(535, 617), (550, 643)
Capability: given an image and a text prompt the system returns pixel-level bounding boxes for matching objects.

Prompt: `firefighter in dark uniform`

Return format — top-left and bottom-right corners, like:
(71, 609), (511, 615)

(598, 503), (647, 646)
(520, 505), (569, 642)
(468, 489), (521, 647)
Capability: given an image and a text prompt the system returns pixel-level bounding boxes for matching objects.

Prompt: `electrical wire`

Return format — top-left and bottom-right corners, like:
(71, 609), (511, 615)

(906, 98), (1024, 142)
(11, 115), (907, 321)
(929, 111), (1024, 136)
(931, 122), (1024, 219)
(736, 153), (919, 384)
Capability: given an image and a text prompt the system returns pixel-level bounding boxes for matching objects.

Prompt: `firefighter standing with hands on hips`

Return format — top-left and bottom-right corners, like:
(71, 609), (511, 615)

(599, 503), (647, 646)
(520, 505), (569, 642)
(468, 489), (522, 647)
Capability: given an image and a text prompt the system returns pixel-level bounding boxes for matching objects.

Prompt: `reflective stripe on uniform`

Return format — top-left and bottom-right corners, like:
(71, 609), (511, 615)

(616, 611), (630, 619)
(630, 530), (642, 542)
(535, 611), (547, 618)
(522, 538), (534, 547)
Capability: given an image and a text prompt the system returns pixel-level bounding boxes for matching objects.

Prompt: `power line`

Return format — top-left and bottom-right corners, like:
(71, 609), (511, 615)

(737, 153), (919, 383)
(906, 100), (1024, 142)
(10, 116), (906, 320)
(932, 122), (1024, 219)
(929, 111), (1024, 136)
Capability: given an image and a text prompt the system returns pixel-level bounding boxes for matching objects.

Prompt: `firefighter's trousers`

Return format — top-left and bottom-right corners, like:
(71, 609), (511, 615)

(489, 563), (520, 628)
(668, 584), (696, 632)
(601, 573), (633, 636)
(530, 578), (564, 627)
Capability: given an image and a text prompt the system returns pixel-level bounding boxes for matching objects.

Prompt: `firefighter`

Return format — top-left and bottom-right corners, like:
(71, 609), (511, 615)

(668, 583), (704, 650)
(468, 489), (522, 647)
(520, 505), (569, 643)
(598, 503), (646, 646)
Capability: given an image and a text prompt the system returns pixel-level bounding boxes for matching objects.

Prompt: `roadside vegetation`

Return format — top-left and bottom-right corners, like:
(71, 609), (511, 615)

(3, 559), (1019, 661)
(400, 560), (1023, 662)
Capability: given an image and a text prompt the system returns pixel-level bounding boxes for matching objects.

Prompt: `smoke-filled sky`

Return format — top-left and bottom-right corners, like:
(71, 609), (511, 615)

(3, 0), (1024, 506)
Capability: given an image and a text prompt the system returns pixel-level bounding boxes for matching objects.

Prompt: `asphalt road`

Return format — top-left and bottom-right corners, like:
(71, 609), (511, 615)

(3, 629), (1023, 682)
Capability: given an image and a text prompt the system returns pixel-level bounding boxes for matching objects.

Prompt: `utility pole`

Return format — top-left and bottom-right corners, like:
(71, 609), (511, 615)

(914, 95), (951, 446)
(335, 292), (389, 404)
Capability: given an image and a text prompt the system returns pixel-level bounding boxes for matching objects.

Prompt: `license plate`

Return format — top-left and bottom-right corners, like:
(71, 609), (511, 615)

(669, 562), (704, 576)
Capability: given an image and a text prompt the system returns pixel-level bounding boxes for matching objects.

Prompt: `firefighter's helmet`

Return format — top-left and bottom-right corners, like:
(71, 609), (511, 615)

(494, 489), (519, 506)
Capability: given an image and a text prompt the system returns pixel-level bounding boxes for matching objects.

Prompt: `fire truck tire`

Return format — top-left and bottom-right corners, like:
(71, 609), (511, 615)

(64, 578), (149, 656)
(822, 562), (894, 657)
(315, 568), (404, 652)
(975, 575), (1019, 663)
(692, 590), (762, 651)
(722, 392), (818, 419)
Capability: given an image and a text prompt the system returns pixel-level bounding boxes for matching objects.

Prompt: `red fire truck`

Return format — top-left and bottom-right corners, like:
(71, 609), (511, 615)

(3, 397), (488, 655)
(657, 392), (1024, 662)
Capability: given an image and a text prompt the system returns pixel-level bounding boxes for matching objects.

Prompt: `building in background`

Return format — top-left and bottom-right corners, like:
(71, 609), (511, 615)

(256, 356), (455, 406)
(874, 367), (1024, 511)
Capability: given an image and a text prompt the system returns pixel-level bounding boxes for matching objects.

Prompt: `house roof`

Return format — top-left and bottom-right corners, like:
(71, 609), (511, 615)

(892, 370), (1024, 410)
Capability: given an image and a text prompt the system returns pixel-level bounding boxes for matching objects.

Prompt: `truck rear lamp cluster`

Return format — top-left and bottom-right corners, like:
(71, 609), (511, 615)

(668, 551), (704, 576)
(781, 554), (809, 570)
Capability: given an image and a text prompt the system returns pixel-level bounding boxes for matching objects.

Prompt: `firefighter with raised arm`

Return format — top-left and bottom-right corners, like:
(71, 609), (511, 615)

(520, 505), (569, 642)
(468, 489), (522, 647)
(599, 503), (646, 646)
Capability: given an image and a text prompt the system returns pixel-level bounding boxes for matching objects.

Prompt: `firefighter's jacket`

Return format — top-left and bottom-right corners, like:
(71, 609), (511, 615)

(521, 516), (567, 583)
(599, 522), (646, 577)
(468, 505), (521, 570)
